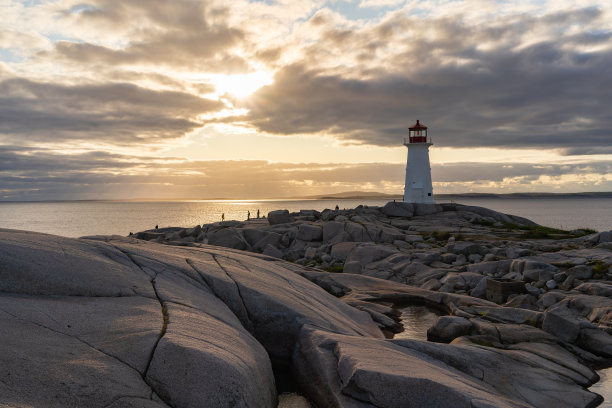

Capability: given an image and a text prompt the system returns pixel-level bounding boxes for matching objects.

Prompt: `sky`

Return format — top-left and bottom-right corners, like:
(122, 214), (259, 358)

(1, 0), (611, 200)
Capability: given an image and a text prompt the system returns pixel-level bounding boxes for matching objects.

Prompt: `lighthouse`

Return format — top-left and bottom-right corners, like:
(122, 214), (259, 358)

(403, 119), (435, 204)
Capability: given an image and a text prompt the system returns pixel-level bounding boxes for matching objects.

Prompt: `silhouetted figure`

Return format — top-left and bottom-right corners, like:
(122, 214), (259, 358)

(257, 209), (260, 218)
(335, 205), (339, 211)
(248, 211), (250, 220)
(222, 213), (225, 221)
(155, 225), (158, 229)
(129, 232), (133, 236)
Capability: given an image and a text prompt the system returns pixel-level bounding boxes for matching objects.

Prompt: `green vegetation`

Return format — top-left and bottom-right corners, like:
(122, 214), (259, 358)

(590, 260), (610, 275)
(500, 222), (598, 240)
(472, 218), (495, 227)
(526, 318), (538, 328)
(325, 265), (344, 273)
(432, 231), (451, 241)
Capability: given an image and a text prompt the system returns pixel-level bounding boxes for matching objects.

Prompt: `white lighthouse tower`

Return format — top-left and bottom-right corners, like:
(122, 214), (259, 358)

(403, 119), (435, 204)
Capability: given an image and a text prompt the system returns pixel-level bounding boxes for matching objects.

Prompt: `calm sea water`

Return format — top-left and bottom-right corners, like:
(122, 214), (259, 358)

(0, 197), (610, 238)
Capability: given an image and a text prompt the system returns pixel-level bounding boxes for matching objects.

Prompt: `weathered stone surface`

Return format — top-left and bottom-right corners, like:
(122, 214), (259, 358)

(297, 224), (323, 242)
(575, 282), (612, 297)
(566, 265), (594, 280)
(294, 329), (523, 408)
(345, 244), (397, 266)
(427, 316), (473, 343)
(344, 261), (362, 274)
(413, 203), (443, 216)
(451, 241), (487, 256)
(330, 241), (358, 260)
(402, 338), (599, 408)
(262, 243), (284, 258)
(0, 229), (385, 408)
(322, 221), (344, 242)
(381, 201), (414, 217)
(207, 227), (249, 250)
(0, 230), (154, 297)
(267, 209), (293, 225)
(542, 306), (581, 343)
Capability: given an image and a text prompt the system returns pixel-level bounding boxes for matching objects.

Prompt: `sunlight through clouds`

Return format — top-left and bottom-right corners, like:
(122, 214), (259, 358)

(0, 0), (610, 199)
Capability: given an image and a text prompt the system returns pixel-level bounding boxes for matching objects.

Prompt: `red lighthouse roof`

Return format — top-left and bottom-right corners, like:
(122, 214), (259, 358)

(409, 120), (427, 130)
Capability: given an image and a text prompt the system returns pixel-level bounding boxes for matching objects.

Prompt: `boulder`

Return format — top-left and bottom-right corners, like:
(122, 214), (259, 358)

(294, 329), (522, 408)
(253, 232), (282, 252)
(262, 244), (284, 258)
(344, 221), (369, 242)
(295, 328), (600, 408)
(344, 261), (362, 275)
(381, 201), (414, 217)
(267, 210), (293, 225)
(345, 244), (398, 266)
(451, 241), (487, 257)
(542, 307), (581, 343)
(427, 316), (473, 343)
(413, 203), (443, 216)
(207, 227), (249, 250)
(566, 265), (593, 280)
(322, 221), (344, 242)
(575, 282), (612, 297)
(297, 224), (323, 242)
(304, 247), (317, 259)
(330, 242), (358, 261)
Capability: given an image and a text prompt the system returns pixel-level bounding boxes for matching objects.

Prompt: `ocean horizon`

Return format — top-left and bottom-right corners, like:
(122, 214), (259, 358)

(0, 196), (610, 238)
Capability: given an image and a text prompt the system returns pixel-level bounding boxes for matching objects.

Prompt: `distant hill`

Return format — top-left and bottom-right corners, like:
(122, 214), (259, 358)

(301, 191), (612, 200)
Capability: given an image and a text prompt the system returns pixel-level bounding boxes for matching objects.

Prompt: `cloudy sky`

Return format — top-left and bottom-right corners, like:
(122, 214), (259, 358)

(1, 0), (611, 200)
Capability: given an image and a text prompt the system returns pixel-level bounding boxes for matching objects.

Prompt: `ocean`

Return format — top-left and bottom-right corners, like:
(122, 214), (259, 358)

(0, 197), (610, 238)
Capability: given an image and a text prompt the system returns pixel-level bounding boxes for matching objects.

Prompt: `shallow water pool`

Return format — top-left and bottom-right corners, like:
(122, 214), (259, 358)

(393, 304), (444, 341)
(592, 367), (612, 407)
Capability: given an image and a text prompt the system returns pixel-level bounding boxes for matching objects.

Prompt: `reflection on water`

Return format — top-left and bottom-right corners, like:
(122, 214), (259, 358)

(394, 304), (443, 341)
(592, 367), (612, 407)
(277, 392), (312, 408)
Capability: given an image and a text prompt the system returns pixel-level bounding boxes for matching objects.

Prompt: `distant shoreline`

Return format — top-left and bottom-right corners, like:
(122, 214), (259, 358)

(1, 191), (611, 203)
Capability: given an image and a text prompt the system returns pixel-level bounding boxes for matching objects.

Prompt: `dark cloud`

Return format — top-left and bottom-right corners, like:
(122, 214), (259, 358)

(0, 78), (223, 144)
(243, 8), (612, 153)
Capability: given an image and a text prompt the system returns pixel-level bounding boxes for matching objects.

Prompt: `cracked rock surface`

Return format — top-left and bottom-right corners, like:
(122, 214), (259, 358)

(2, 214), (611, 407)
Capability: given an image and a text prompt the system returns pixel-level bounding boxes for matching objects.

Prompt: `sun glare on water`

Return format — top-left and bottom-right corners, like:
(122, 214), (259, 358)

(212, 71), (274, 98)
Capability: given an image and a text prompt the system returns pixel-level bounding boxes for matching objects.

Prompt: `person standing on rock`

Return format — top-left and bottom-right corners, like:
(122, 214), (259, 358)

(335, 205), (339, 210)
(257, 209), (260, 218)
(248, 211), (250, 220)
(222, 213), (225, 221)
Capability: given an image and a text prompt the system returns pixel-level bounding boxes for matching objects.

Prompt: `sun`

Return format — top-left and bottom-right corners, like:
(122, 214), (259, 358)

(211, 71), (274, 99)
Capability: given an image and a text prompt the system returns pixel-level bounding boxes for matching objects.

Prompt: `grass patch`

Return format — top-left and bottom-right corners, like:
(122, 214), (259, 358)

(590, 260), (610, 275)
(432, 231), (451, 241)
(325, 265), (344, 273)
(472, 218), (495, 227)
(520, 226), (570, 239)
(502, 222), (598, 239)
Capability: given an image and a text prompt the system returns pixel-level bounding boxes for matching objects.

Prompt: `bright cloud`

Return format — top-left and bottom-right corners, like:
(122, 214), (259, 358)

(0, 0), (611, 199)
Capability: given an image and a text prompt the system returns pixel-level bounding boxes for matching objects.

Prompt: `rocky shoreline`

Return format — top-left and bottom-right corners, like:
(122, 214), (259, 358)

(1, 202), (612, 407)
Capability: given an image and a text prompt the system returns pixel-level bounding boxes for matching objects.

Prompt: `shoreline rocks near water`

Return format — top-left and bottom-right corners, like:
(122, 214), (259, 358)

(1, 201), (612, 407)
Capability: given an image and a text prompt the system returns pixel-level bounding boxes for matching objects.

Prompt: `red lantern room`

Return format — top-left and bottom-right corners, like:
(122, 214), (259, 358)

(408, 119), (428, 143)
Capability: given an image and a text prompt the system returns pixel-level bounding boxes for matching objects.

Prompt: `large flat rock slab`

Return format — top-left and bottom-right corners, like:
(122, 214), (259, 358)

(0, 229), (154, 297)
(0, 229), (383, 407)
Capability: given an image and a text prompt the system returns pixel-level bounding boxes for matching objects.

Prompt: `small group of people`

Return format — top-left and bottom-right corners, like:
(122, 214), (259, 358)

(246, 209), (260, 220)
(221, 209), (261, 222)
